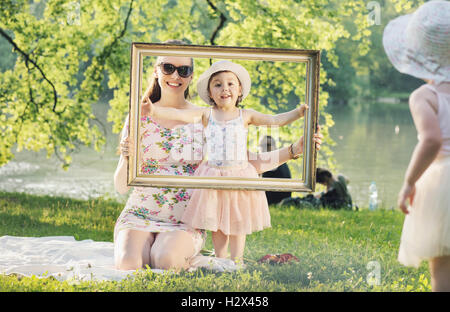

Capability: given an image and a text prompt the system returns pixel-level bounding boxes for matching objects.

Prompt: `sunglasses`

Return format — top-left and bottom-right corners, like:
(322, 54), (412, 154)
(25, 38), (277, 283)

(158, 63), (193, 78)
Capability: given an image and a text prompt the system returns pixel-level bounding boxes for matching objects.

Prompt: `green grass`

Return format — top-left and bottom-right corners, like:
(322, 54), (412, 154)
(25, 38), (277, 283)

(0, 191), (431, 292)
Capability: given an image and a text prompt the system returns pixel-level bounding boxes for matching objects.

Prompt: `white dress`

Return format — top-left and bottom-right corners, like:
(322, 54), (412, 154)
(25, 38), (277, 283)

(398, 84), (450, 267)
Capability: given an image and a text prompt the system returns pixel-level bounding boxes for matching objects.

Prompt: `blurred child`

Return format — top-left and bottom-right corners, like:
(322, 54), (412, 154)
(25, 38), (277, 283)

(383, 0), (450, 291)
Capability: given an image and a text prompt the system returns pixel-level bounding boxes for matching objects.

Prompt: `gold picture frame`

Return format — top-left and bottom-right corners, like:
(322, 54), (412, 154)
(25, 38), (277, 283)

(128, 43), (320, 192)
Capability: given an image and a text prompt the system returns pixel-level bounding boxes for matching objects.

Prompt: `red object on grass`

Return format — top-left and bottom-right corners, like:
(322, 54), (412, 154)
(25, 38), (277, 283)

(257, 253), (299, 264)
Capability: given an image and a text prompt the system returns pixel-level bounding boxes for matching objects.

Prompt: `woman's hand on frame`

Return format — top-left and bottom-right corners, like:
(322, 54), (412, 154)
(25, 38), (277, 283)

(120, 137), (133, 158)
(292, 124), (323, 156)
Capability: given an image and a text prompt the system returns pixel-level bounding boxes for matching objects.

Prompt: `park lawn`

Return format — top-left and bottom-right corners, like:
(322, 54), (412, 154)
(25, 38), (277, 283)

(0, 191), (431, 292)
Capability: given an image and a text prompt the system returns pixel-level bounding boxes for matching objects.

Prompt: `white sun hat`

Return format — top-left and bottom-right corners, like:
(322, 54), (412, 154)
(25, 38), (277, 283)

(196, 60), (251, 104)
(382, 0), (450, 83)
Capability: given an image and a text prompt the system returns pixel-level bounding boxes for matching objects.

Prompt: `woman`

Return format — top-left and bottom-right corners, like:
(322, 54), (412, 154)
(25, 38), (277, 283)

(114, 41), (323, 271)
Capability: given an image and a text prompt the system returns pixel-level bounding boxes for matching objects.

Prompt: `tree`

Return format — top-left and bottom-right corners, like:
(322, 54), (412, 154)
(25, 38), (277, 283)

(0, 0), (135, 168)
(0, 0), (414, 171)
(321, 0), (424, 103)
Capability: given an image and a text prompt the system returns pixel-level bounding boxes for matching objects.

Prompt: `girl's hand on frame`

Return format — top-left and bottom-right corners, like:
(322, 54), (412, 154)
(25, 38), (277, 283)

(120, 137), (133, 158)
(397, 182), (416, 215)
(298, 104), (309, 118)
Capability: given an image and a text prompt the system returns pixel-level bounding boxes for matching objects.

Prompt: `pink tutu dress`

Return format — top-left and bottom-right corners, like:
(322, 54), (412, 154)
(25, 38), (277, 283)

(181, 109), (271, 235)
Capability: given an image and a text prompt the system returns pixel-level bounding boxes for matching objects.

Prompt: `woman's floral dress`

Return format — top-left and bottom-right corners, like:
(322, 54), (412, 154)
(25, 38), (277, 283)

(114, 116), (206, 253)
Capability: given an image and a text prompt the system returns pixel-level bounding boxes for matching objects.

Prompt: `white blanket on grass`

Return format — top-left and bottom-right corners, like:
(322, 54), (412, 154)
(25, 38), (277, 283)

(0, 236), (237, 282)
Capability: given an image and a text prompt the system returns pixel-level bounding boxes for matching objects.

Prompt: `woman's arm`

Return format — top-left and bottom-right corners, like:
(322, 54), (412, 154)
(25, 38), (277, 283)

(397, 87), (442, 214)
(152, 105), (206, 124)
(142, 96), (206, 124)
(114, 153), (131, 194)
(114, 118), (132, 194)
(248, 145), (292, 174)
(249, 129), (322, 174)
(247, 104), (308, 127)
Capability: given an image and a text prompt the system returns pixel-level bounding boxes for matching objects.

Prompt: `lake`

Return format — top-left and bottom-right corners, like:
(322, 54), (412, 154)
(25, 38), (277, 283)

(327, 102), (416, 209)
(0, 100), (416, 208)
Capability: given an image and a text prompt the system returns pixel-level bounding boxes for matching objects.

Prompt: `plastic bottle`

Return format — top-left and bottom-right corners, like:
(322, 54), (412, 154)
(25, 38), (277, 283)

(369, 182), (378, 211)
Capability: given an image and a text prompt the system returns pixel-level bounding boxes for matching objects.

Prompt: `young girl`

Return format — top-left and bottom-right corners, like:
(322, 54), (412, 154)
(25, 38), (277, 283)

(383, 0), (450, 291)
(143, 60), (308, 263)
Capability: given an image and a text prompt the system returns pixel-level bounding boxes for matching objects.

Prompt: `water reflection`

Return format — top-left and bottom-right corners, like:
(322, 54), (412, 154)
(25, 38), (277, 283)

(0, 143), (120, 201)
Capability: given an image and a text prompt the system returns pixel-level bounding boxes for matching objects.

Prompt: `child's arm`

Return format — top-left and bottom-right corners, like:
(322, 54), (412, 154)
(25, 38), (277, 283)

(397, 86), (442, 214)
(246, 104), (308, 127)
(141, 97), (206, 124)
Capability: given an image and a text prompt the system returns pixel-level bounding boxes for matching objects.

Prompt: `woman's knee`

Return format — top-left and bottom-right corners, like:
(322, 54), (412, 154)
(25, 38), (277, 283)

(151, 249), (186, 270)
(114, 229), (154, 270)
(150, 231), (196, 270)
(115, 251), (143, 270)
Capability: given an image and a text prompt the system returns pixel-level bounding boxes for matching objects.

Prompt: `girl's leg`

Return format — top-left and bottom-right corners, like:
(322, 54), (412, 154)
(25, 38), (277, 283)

(429, 255), (450, 291)
(150, 230), (197, 271)
(212, 230), (229, 258)
(229, 234), (246, 264)
(114, 229), (155, 270)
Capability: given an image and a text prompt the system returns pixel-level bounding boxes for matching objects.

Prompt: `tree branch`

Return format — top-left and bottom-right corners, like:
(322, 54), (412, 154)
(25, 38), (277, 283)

(92, 0), (134, 142)
(206, 0), (227, 64)
(0, 28), (60, 114)
(206, 0), (227, 45)
(98, 0), (134, 62)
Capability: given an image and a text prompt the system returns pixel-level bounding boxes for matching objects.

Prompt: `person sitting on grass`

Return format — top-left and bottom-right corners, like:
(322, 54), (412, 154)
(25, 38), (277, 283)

(278, 167), (353, 210)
